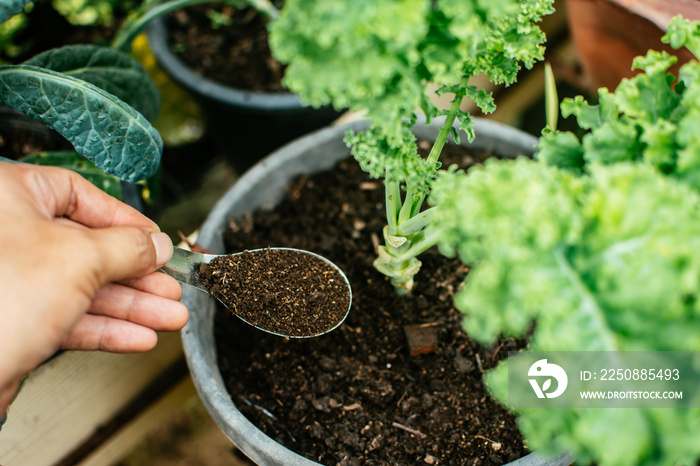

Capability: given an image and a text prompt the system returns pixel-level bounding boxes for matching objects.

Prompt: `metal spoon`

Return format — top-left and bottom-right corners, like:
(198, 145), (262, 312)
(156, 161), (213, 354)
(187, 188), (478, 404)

(160, 247), (352, 338)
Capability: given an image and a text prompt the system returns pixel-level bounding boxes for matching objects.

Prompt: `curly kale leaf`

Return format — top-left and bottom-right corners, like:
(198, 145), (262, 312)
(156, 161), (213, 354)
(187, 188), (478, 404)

(430, 158), (585, 342)
(537, 127), (584, 170)
(663, 14), (700, 59)
(539, 30), (700, 188)
(270, 0), (430, 142)
(273, 0), (552, 293)
(270, 0), (552, 142)
(430, 160), (700, 465)
(346, 124), (439, 197)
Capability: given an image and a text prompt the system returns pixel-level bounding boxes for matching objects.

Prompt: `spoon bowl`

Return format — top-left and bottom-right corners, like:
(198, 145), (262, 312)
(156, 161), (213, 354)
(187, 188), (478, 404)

(160, 247), (352, 338)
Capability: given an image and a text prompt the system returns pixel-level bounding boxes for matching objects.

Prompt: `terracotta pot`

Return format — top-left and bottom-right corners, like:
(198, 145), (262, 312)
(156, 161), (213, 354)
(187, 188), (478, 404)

(565, 0), (700, 91)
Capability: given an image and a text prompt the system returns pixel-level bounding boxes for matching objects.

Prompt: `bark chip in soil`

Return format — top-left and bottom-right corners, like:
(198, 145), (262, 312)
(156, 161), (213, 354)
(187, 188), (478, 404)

(200, 248), (351, 337)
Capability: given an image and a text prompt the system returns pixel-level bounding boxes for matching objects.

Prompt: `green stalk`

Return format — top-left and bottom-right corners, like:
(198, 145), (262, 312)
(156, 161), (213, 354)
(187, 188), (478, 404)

(397, 187), (417, 225)
(427, 88), (465, 165)
(391, 227), (443, 263)
(385, 177), (401, 236)
(396, 207), (436, 236)
(378, 88), (467, 294)
(397, 87), (466, 225)
(544, 62), (558, 131)
(246, 0), (280, 18)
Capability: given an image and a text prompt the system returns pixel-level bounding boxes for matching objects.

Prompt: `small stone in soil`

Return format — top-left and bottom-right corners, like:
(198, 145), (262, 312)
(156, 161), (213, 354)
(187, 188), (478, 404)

(199, 249), (350, 337)
(404, 323), (439, 356)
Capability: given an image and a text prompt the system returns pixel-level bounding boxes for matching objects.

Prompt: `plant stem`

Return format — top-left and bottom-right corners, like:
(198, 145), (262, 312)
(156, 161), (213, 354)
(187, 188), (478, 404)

(396, 207), (436, 236)
(392, 228), (443, 263)
(544, 62), (558, 131)
(246, 0), (279, 19)
(397, 187), (416, 225)
(397, 87), (465, 225)
(379, 88), (466, 294)
(427, 87), (465, 165)
(385, 177), (401, 236)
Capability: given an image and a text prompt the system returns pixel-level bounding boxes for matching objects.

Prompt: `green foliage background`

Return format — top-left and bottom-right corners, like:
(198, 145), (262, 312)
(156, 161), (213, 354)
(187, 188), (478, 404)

(429, 17), (700, 465)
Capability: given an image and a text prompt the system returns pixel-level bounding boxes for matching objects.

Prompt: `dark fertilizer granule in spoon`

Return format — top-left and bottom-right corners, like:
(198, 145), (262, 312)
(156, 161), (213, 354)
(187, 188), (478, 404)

(199, 249), (350, 337)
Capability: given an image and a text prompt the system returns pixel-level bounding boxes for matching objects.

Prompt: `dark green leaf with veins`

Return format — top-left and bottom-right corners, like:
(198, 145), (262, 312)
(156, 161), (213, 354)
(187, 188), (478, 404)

(0, 64), (162, 182)
(24, 45), (161, 121)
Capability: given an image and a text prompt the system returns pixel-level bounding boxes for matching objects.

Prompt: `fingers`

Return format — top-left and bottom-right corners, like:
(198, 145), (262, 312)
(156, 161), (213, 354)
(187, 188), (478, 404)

(60, 170), (156, 230)
(88, 282), (189, 332)
(62, 272), (189, 354)
(0, 379), (20, 414)
(6, 163), (158, 230)
(120, 272), (183, 301)
(60, 314), (159, 353)
(7, 164), (174, 288)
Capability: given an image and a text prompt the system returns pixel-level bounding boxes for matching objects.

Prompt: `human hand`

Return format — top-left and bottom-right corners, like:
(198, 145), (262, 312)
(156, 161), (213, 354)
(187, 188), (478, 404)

(0, 163), (189, 412)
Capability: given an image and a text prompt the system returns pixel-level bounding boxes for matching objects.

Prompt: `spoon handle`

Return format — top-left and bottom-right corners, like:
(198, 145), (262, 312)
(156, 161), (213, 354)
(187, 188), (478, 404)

(159, 247), (213, 291)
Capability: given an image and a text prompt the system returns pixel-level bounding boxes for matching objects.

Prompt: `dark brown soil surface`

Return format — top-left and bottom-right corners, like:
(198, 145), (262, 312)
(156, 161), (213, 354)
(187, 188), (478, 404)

(214, 143), (529, 465)
(166, 2), (285, 92)
(200, 248), (351, 338)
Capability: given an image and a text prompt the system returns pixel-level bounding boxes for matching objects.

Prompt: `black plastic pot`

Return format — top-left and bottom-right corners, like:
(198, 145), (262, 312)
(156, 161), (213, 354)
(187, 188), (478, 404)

(146, 18), (344, 173)
(180, 117), (572, 466)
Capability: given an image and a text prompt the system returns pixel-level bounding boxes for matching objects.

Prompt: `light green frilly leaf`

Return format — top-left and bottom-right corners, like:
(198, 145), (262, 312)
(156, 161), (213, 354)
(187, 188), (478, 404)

(537, 128), (584, 171)
(346, 124), (438, 196)
(662, 14), (700, 59)
(271, 0), (552, 142)
(432, 159), (700, 464)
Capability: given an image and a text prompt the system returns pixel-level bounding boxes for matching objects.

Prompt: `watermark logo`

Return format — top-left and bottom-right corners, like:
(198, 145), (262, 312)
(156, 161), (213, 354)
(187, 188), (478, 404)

(509, 351), (697, 408)
(528, 359), (568, 399)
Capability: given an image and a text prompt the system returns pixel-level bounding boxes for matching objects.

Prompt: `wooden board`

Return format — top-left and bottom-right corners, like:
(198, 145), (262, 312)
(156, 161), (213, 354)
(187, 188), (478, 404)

(0, 331), (183, 466)
(78, 376), (195, 466)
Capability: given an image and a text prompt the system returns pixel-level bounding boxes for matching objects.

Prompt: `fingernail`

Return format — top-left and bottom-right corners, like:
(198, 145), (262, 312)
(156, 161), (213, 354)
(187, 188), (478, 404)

(151, 232), (173, 267)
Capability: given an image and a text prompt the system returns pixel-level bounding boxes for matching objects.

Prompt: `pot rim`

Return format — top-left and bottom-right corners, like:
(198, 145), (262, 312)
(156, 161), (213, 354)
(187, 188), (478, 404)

(146, 18), (304, 110)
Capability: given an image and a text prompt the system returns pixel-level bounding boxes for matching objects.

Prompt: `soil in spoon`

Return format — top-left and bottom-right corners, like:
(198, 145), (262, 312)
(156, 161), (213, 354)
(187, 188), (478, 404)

(199, 249), (350, 337)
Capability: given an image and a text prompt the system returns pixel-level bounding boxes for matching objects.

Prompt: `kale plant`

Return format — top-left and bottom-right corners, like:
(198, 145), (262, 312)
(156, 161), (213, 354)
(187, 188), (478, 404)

(428, 17), (700, 465)
(269, 0), (554, 294)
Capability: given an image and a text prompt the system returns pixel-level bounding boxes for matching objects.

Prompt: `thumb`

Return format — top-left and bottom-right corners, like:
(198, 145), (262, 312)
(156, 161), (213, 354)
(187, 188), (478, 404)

(85, 228), (173, 285)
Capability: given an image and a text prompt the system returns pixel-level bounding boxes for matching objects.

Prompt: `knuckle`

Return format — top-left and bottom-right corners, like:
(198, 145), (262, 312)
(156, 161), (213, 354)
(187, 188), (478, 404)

(130, 228), (157, 268)
(83, 227), (157, 284)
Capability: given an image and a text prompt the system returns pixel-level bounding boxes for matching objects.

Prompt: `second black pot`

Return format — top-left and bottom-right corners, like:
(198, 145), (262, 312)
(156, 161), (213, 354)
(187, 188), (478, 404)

(146, 18), (344, 173)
